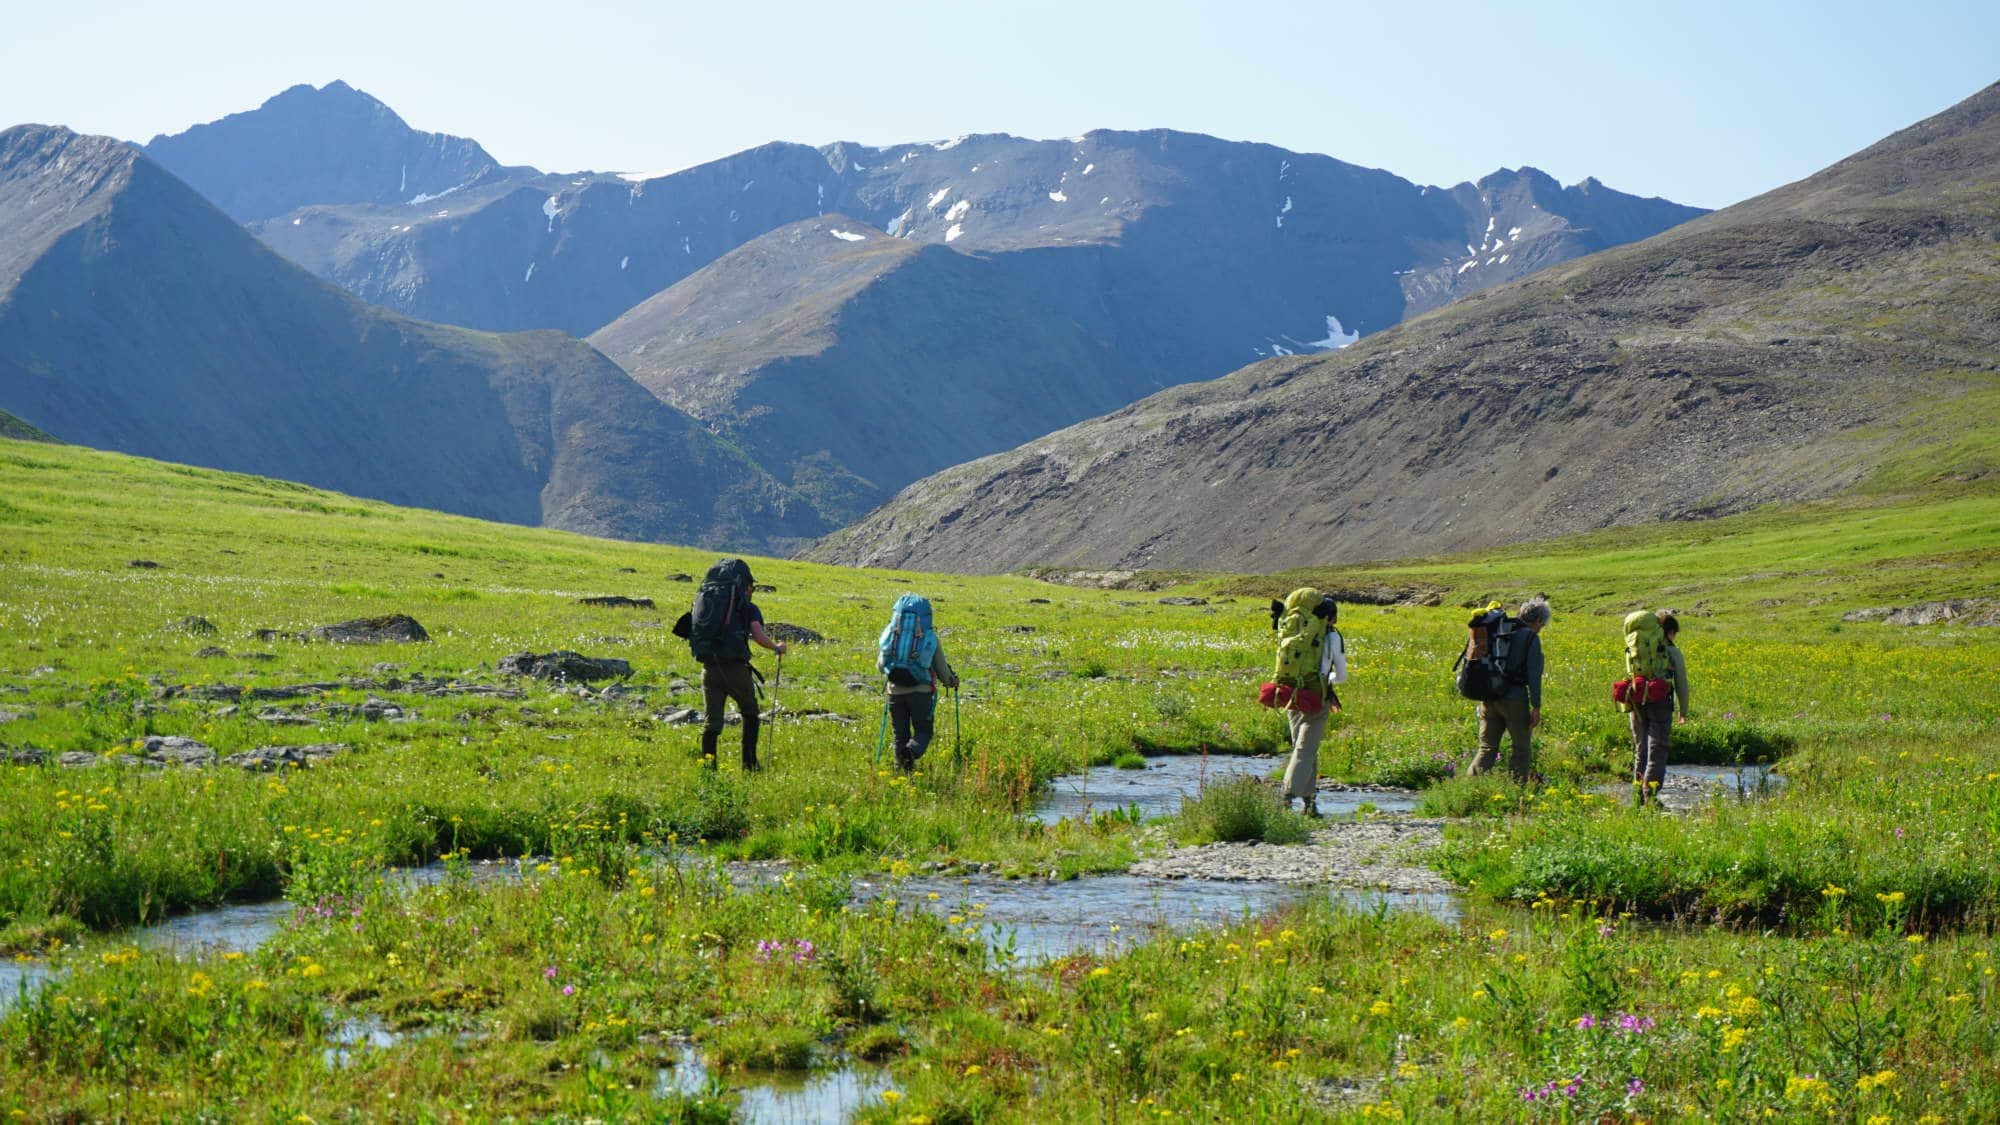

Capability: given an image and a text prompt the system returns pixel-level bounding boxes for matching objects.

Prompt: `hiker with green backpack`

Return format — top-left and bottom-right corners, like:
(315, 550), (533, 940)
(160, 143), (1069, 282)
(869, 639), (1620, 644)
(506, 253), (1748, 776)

(1616, 609), (1693, 805)
(878, 594), (958, 772)
(672, 558), (787, 771)
(1258, 588), (1346, 817)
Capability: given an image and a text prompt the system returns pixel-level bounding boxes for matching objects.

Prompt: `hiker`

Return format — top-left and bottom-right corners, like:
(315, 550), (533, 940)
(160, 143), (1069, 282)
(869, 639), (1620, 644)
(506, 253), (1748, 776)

(878, 594), (958, 772)
(674, 558), (786, 770)
(1628, 610), (1693, 804)
(1261, 589), (1345, 817)
(1462, 596), (1549, 784)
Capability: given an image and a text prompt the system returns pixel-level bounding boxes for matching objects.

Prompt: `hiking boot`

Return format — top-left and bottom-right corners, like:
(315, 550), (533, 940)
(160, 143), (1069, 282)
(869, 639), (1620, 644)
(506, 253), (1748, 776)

(1303, 796), (1321, 819)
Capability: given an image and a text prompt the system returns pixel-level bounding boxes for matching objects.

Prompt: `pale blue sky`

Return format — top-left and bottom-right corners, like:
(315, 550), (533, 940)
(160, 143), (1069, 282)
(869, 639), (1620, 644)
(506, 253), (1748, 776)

(4, 0), (1995, 209)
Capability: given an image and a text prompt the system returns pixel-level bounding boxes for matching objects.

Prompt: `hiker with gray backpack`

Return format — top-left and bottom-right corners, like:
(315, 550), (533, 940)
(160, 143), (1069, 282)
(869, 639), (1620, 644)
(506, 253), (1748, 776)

(672, 558), (787, 771)
(1257, 588), (1346, 817)
(877, 594), (958, 772)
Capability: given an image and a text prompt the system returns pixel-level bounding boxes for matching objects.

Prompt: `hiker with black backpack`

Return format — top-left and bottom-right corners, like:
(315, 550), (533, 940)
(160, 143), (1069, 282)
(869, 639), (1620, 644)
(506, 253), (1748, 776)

(1456, 596), (1550, 784)
(673, 559), (786, 771)
(1257, 588), (1345, 817)
(877, 594), (958, 772)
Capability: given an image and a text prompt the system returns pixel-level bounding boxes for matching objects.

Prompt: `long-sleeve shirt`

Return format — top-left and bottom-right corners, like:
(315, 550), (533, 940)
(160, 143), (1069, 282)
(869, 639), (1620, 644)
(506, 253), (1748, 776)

(1501, 629), (1544, 709)
(1665, 643), (1691, 717)
(1320, 628), (1347, 686)
(887, 643), (956, 696)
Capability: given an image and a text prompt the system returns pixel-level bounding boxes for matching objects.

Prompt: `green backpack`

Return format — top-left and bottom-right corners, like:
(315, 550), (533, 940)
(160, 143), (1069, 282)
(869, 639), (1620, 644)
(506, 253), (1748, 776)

(1273, 587), (1330, 690)
(1622, 610), (1671, 680)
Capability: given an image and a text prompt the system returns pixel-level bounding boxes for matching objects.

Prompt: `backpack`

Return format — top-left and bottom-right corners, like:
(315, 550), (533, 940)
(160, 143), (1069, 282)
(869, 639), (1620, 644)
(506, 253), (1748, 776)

(1258, 588), (1330, 711)
(682, 558), (755, 664)
(1453, 606), (1528, 701)
(878, 594), (938, 687)
(1612, 610), (1672, 710)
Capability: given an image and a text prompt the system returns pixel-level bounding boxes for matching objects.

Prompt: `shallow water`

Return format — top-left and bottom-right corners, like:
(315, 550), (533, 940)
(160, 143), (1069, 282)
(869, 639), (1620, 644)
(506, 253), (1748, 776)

(1032, 754), (1418, 823)
(655, 1044), (893, 1123)
(858, 872), (1459, 965)
(1667, 762), (1786, 796)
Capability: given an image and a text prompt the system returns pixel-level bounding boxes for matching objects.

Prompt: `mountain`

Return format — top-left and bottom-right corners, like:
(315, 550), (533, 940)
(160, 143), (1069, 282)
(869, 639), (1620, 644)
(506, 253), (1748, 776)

(590, 214), (1141, 521)
(809, 83), (2000, 574)
(0, 124), (822, 548)
(144, 81), (502, 223)
(583, 137), (1699, 515)
(0, 407), (51, 442)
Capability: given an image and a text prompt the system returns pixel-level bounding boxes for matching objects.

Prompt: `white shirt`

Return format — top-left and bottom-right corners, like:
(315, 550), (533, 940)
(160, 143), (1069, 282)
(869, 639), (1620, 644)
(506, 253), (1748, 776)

(1321, 628), (1348, 686)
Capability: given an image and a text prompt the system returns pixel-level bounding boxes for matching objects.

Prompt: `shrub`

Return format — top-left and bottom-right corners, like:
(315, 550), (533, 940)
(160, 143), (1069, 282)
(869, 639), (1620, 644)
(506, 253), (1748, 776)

(1174, 777), (1311, 845)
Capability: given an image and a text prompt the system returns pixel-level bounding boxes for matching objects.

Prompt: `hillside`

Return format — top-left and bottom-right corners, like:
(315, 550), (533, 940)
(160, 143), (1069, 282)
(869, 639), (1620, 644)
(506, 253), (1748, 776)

(0, 125), (821, 548)
(591, 215), (1142, 520)
(810, 82), (2000, 574)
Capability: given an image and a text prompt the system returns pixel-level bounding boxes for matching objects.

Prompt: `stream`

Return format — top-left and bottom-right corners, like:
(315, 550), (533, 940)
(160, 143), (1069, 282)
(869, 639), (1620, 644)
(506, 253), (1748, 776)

(1032, 753), (1418, 823)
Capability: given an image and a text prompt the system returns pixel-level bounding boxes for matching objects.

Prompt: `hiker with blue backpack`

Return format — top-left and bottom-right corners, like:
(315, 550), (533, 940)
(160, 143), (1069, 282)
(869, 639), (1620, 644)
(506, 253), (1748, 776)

(1455, 596), (1550, 784)
(672, 558), (787, 771)
(877, 594), (959, 772)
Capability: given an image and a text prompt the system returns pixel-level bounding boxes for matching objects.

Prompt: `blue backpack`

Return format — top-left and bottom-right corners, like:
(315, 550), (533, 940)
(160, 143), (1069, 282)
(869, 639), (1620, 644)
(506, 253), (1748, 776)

(878, 594), (938, 687)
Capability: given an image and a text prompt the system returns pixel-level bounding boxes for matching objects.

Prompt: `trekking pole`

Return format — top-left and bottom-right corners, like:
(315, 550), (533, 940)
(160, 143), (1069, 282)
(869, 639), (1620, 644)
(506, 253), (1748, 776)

(952, 685), (963, 766)
(769, 651), (783, 761)
(874, 698), (890, 765)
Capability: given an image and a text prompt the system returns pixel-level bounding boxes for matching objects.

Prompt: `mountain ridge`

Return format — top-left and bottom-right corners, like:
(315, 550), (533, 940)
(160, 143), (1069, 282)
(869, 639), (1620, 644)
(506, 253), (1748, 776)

(0, 124), (824, 548)
(808, 81), (2000, 574)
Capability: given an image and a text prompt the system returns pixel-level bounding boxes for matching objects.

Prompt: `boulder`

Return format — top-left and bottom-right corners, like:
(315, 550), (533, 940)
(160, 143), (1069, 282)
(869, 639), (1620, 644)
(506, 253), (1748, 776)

(194, 646), (230, 658)
(499, 651), (633, 682)
(1842, 599), (1999, 627)
(580, 595), (655, 609)
(0, 709), (31, 724)
(250, 628), (308, 643)
(768, 623), (824, 645)
(1157, 596), (1209, 606)
(667, 573), (693, 582)
(222, 743), (351, 771)
(128, 559), (161, 569)
(140, 735), (215, 767)
(58, 751), (100, 768)
(4, 748), (48, 766)
(309, 615), (430, 644)
(173, 616), (219, 635)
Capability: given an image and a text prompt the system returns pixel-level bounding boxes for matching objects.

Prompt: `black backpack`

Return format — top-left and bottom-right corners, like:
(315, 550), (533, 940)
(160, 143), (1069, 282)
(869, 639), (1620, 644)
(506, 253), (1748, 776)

(676, 558), (755, 664)
(1453, 608), (1529, 701)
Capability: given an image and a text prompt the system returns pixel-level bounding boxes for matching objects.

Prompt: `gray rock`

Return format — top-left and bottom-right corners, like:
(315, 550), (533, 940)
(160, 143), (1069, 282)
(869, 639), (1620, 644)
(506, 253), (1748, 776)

(58, 751), (101, 768)
(255, 708), (320, 726)
(667, 573), (693, 582)
(194, 646), (230, 658)
(768, 622), (823, 645)
(174, 615), (219, 635)
(5, 748), (48, 766)
(250, 629), (307, 643)
(752, 583), (777, 593)
(221, 743), (351, 771)
(140, 736), (215, 767)
(1157, 596), (1209, 606)
(309, 614), (430, 644)
(239, 652), (278, 662)
(579, 595), (654, 609)
(655, 708), (702, 724)
(128, 559), (161, 569)
(0, 709), (31, 724)
(498, 651), (633, 682)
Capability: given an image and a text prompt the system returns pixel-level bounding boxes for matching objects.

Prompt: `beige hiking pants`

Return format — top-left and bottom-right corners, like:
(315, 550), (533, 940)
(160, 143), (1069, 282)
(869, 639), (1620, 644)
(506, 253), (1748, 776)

(1283, 705), (1329, 801)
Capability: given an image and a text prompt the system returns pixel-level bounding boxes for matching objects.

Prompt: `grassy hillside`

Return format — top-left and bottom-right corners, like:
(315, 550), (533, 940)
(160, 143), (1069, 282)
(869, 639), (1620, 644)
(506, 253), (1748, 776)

(2, 438), (1996, 1119)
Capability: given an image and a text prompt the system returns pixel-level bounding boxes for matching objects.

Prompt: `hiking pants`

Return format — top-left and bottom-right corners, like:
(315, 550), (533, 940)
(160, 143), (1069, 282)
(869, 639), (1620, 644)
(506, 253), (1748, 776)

(1468, 699), (1533, 783)
(701, 660), (760, 769)
(1629, 698), (1673, 795)
(889, 691), (936, 771)
(1283, 706), (1329, 802)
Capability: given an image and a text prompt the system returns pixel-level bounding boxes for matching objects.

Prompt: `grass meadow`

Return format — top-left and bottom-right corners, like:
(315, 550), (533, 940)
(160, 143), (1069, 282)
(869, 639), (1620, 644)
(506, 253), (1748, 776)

(0, 438), (1996, 1120)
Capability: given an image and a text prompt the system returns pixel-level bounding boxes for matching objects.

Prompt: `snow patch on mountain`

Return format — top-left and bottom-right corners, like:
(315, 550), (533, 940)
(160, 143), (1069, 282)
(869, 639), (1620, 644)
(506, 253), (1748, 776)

(1307, 315), (1359, 350)
(829, 229), (868, 242)
(1048, 190), (1068, 203)
(927, 187), (952, 210)
(542, 196), (561, 232)
(944, 223), (965, 242)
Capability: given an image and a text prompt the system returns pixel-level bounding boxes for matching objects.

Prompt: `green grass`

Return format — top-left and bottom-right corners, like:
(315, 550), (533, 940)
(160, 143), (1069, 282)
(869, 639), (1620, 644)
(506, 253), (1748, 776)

(1, 436), (1997, 1117)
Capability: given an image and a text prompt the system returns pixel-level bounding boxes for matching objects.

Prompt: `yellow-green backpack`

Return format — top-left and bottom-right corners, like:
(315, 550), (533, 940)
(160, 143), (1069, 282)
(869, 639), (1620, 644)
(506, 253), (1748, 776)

(1273, 587), (1329, 690)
